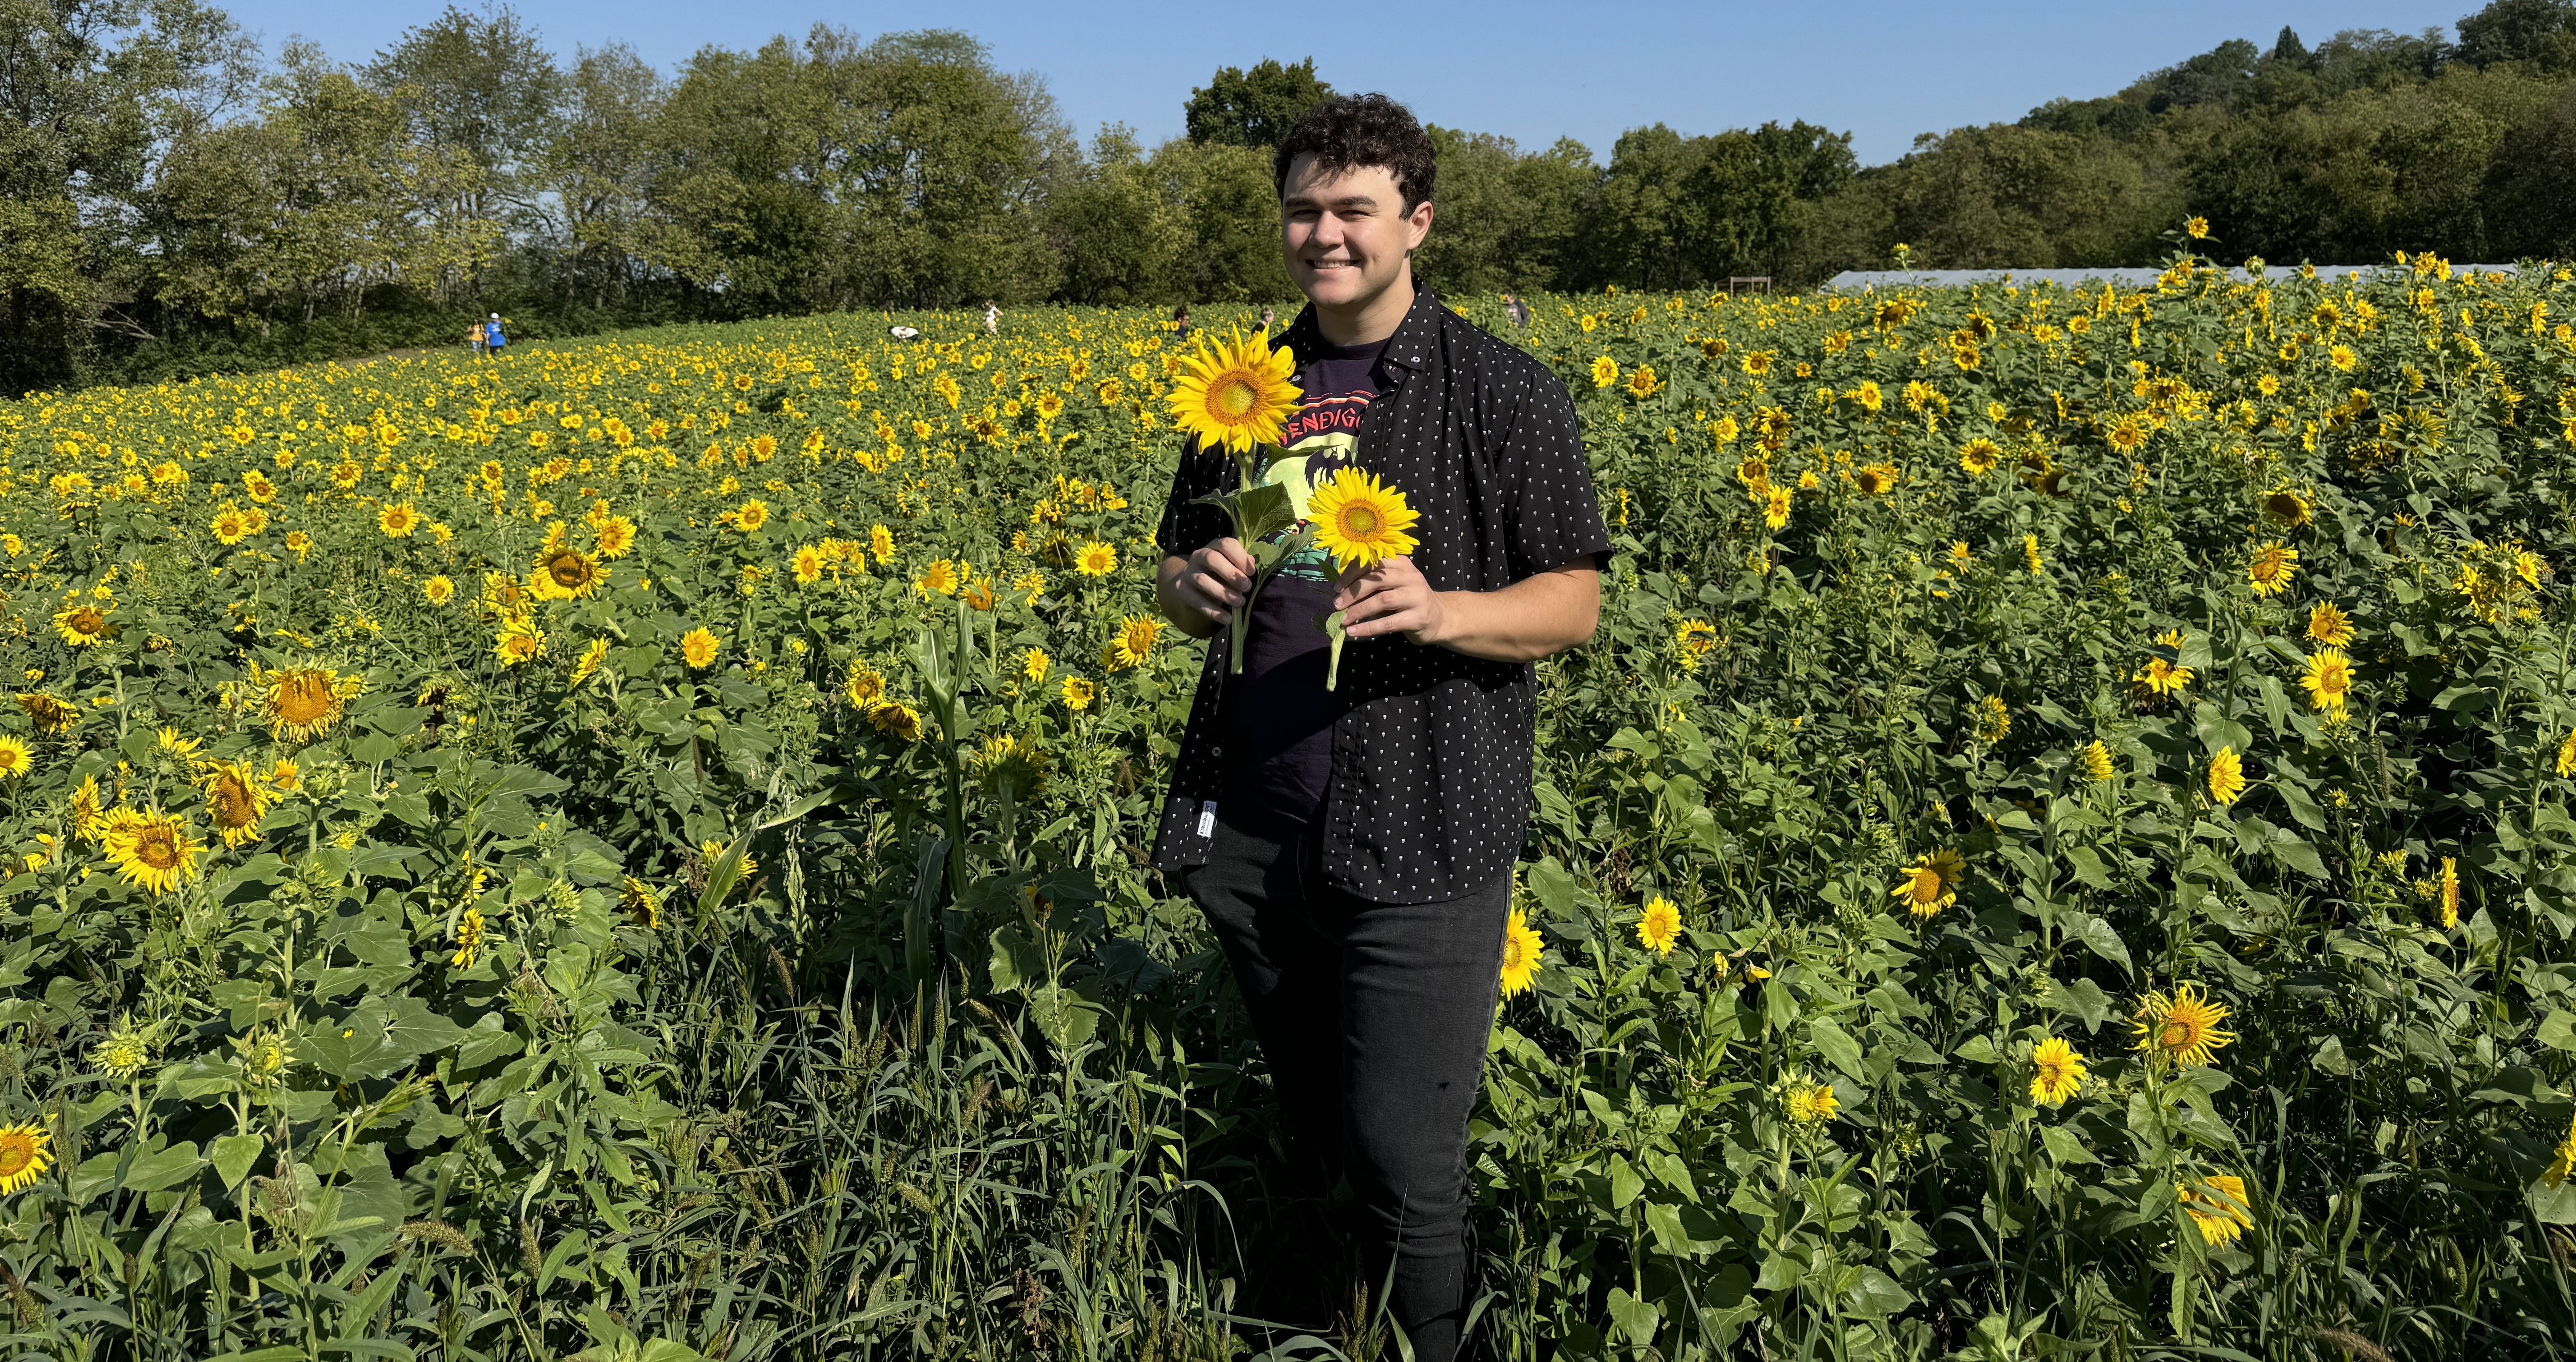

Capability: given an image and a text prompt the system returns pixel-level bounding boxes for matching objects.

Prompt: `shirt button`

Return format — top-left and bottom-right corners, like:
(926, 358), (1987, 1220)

(1211, 745), (1224, 758)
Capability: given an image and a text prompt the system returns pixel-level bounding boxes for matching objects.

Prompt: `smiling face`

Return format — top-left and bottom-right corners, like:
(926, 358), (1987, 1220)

(1280, 155), (1434, 318)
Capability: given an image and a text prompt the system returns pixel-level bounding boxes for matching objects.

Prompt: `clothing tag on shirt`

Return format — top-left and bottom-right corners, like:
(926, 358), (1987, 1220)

(1197, 801), (1218, 838)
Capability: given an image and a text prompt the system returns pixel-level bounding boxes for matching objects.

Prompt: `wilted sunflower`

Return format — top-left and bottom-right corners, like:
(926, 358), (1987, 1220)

(1891, 848), (1967, 919)
(2207, 746), (2247, 805)
(2030, 1037), (2087, 1106)
(103, 808), (204, 896)
(0, 737), (28, 781)
(1636, 895), (1682, 956)
(52, 600), (113, 647)
(1853, 462), (1900, 496)
(2247, 541), (2300, 596)
(1114, 614), (1162, 667)
(261, 665), (357, 742)
(868, 700), (923, 742)
(2306, 600), (2353, 646)
(451, 908), (485, 969)
(2262, 487), (2312, 528)
(2131, 981), (2236, 1068)
(2300, 648), (2355, 712)
(2080, 740), (2116, 782)
(1308, 469), (1422, 572)
(1165, 327), (1302, 455)
(1500, 908), (1545, 997)
(203, 761), (271, 847)
(17, 693), (78, 736)
(570, 637), (611, 686)
(1074, 541), (1118, 578)
(680, 627), (721, 670)
(2179, 1175), (2254, 1247)
(0, 1123), (51, 1195)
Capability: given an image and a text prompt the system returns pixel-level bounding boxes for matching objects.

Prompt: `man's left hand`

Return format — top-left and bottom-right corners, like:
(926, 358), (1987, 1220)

(1333, 557), (1447, 645)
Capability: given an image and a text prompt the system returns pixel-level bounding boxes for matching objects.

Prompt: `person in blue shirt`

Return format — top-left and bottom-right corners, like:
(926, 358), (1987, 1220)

(484, 314), (506, 354)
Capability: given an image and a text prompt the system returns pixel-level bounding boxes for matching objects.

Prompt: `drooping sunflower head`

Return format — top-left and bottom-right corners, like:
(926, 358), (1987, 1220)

(2131, 981), (2236, 1068)
(1499, 908), (1545, 998)
(204, 761), (272, 848)
(1636, 896), (1682, 956)
(1165, 327), (1302, 455)
(0, 1123), (51, 1194)
(2207, 746), (2247, 805)
(868, 700), (923, 742)
(531, 545), (605, 600)
(17, 692), (79, 736)
(1307, 468), (1422, 574)
(2029, 1037), (2087, 1106)
(103, 807), (203, 896)
(263, 665), (354, 742)
(2179, 1174), (2253, 1246)
(2262, 488), (2312, 528)
(571, 637), (612, 685)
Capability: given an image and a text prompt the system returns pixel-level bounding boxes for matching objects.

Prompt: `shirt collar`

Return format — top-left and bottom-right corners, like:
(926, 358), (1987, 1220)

(1282, 284), (1447, 380)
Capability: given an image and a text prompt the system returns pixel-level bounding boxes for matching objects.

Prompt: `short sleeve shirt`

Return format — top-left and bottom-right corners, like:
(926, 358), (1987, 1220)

(1152, 288), (1611, 903)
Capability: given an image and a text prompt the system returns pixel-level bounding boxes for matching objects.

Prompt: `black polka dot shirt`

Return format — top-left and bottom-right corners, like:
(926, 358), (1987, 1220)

(1151, 288), (1612, 903)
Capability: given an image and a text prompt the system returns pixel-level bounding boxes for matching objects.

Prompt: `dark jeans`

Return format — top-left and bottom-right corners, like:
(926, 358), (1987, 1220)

(1183, 814), (1511, 1362)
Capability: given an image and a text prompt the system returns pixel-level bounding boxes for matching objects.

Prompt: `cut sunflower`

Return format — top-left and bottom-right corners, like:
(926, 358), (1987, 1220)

(1164, 327), (1302, 456)
(1307, 468), (1421, 574)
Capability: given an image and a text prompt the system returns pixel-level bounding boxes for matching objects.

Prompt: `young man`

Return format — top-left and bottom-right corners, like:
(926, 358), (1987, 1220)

(1153, 94), (1608, 1362)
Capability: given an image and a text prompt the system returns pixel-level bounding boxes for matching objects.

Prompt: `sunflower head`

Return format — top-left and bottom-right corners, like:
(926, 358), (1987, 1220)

(2029, 1037), (2087, 1106)
(0, 1123), (51, 1194)
(1500, 908), (1545, 997)
(103, 808), (203, 896)
(680, 627), (722, 670)
(2179, 1174), (2253, 1246)
(2131, 982), (2236, 1068)
(1890, 849), (1967, 919)
(1165, 327), (1302, 455)
(1307, 468), (1422, 573)
(531, 545), (605, 600)
(1115, 614), (1162, 667)
(205, 762), (272, 847)
(1636, 896), (1682, 956)
(263, 665), (355, 742)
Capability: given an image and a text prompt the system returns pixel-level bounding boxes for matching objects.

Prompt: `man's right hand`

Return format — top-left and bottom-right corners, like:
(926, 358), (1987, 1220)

(1159, 539), (1256, 637)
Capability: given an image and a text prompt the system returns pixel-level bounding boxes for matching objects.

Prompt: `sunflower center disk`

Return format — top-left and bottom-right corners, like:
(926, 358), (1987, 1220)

(1216, 380), (1256, 418)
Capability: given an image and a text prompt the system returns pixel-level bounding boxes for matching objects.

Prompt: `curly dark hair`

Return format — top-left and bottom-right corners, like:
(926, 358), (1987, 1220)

(1273, 93), (1436, 212)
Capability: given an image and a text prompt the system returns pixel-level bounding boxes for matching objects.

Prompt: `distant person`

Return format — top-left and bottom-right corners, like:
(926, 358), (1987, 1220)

(984, 300), (1000, 335)
(889, 324), (921, 341)
(1503, 292), (1531, 329)
(484, 313), (507, 355)
(1260, 306), (1276, 333)
(1172, 303), (1191, 340)
(467, 320), (488, 359)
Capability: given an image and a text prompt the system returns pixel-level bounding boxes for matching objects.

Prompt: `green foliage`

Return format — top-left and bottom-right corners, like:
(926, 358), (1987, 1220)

(1182, 58), (1333, 149)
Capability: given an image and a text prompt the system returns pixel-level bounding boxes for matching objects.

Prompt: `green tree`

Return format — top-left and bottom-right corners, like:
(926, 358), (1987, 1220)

(2456, 0), (2576, 73)
(1043, 126), (1186, 305)
(364, 5), (562, 248)
(1152, 137), (1293, 302)
(538, 43), (666, 308)
(1416, 129), (1594, 295)
(1183, 58), (1331, 148)
(0, 0), (252, 393)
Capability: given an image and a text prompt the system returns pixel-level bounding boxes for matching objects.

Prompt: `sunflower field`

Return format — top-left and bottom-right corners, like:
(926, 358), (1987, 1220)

(4, 247), (2576, 1362)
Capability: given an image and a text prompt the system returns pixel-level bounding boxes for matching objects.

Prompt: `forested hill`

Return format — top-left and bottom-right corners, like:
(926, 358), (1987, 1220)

(7, 0), (2576, 394)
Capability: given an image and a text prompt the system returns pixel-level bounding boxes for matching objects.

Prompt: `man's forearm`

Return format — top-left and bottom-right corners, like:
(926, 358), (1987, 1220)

(1424, 566), (1598, 663)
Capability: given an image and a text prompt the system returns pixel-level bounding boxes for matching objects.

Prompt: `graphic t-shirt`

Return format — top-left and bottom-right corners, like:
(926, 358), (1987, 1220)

(1222, 336), (1389, 823)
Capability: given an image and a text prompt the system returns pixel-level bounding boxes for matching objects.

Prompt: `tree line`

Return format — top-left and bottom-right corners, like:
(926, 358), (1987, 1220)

(7, 0), (2576, 395)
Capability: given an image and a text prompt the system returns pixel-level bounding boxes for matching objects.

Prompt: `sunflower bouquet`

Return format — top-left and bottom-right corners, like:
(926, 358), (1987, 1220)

(1164, 327), (1306, 672)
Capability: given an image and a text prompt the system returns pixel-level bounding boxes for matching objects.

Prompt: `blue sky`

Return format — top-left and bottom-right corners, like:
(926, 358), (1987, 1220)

(223, 0), (2466, 165)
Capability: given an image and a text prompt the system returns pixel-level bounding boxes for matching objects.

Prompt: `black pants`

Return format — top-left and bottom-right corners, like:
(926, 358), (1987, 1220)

(1183, 815), (1511, 1362)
